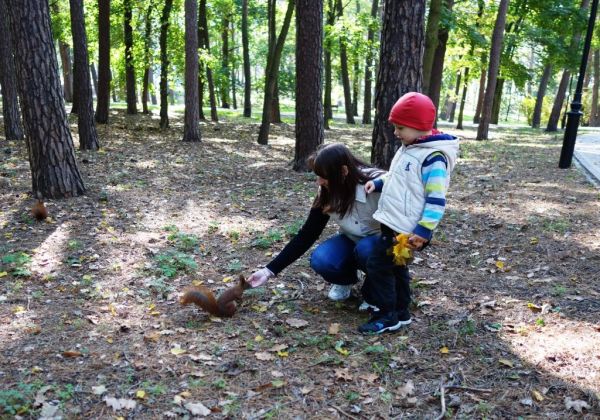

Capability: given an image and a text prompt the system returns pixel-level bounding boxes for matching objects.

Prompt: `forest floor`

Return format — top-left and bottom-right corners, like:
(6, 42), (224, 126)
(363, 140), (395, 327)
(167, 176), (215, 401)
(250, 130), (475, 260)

(1, 110), (599, 419)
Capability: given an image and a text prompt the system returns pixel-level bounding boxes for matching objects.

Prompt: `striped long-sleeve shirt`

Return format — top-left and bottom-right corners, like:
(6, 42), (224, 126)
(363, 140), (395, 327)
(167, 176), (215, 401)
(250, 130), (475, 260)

(372, 151), (449, 241)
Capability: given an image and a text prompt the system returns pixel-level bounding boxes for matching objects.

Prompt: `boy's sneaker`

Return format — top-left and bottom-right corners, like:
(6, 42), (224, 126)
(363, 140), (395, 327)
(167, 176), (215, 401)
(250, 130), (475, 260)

(328, 284), (352, 301)
(358, 311), (402, 334)
(397, 308), (412, 326)
(358, 301), (380, 312)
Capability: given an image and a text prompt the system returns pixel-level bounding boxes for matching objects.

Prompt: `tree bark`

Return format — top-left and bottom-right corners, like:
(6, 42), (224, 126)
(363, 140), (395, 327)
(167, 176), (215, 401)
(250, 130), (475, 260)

(531, 62), (551, 128)
(142, 2), (154, 115)
(476, 0), (509, 141)
(7, 0), (85, 198)
(220, 14), (231, 108)
(294, 0), (324, 171)
(95, 0), (110, 123)
(448, 71), (461, 123)
(546, 70), (570, 132)
(183, 0), (200, 142)
(546, 0), (590, 132)
(159, 0), (173, 128)
(422, 0), (442, 95)
(427, 0), (453, 112)
(70, 0), (99, 150)
(591, 50), (600, 126)
(90, 63), (98, 97)
(336, 0), (355, 124)
(242, 0), (251, 117)
(257, 0), (295, 145)
(372, 0), (426, 168)
(323, 0), (335, 127)
(473, 58), (486, 123)
(58, 44), (74, 103)
(0, 0), (24, 140)
(456, 67), (469, 130)
(491, 77), (504, 124)
(149, 67), (157, 104)
(124, 0), (137, 114)
(199, 0), (218, 121)
(362, 0), (379, 125)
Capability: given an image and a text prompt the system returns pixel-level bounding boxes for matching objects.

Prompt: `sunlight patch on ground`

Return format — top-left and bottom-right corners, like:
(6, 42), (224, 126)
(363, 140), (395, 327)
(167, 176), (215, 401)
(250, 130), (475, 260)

(502, 318), (600, 394)
(134, 160), (158, 169)
(30, 222), (72, 275)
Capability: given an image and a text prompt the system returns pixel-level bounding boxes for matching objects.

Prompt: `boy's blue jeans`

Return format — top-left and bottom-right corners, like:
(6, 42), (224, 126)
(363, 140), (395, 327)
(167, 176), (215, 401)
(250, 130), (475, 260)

(310, 234), (378, 285)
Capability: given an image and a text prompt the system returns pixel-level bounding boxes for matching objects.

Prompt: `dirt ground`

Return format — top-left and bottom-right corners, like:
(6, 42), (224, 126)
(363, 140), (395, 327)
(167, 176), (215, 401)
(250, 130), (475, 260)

(1, 110), (599, 419)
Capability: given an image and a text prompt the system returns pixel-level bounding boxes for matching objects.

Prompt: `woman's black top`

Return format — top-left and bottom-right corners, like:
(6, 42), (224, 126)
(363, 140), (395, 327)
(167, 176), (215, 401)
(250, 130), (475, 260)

(266, 207), (330, 275)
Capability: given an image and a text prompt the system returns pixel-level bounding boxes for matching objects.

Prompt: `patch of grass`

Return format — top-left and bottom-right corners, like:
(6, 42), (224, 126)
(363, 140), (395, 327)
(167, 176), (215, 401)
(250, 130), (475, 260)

(153, 251), (197, 278)
(211, 378), (227, 389)
(67, 239), (82, 250)
(284, 219), (304, 237)
(252, 229), (283, 249)
(551, 284), (567, 297)
(0, 382), (39, 415)
(1, 251), (32, 277)
(460, 319), (476, 336)
(226, 258), (243, 272)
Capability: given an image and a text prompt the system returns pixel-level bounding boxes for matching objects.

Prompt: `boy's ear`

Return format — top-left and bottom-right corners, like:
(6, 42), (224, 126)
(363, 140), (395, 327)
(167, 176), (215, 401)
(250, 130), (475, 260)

(341, 165), (349, 177)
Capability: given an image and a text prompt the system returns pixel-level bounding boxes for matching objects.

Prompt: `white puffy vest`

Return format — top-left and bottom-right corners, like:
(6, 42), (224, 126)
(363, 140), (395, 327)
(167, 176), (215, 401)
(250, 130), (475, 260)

(373, 136), (459, 234)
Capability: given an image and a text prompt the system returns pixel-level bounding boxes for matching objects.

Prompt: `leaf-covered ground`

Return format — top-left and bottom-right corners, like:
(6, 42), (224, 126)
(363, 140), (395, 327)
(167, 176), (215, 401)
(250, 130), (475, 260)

(1, 110), (599, 419)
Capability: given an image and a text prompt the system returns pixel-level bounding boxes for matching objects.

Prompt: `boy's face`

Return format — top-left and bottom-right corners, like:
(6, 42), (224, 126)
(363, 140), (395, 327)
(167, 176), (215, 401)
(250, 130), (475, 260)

(393, 124), (423, 146)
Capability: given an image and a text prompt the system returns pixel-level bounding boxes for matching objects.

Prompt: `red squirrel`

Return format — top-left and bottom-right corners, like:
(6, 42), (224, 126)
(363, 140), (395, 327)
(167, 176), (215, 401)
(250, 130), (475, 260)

(31, 200), (48, 221)
(180, 275), (250, 317)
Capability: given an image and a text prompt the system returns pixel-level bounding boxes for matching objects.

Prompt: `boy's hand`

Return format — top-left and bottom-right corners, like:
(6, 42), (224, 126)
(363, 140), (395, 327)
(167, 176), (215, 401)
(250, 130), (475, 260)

(364, 181), (375, 194)
(407, 234), (427, 250)
(247, 268), (274, 287)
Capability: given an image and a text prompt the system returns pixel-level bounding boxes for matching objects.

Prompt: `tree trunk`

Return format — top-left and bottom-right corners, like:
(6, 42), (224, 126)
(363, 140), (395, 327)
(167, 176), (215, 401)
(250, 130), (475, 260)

(456, 67), (469, 130)
(491, 77), (504, 124)
(7, 0), (85, 198)
(473, 59), (486, 123)
(476, 0), (509, 141)
(448, 71), (461, 123)
(59, 44), (74, 103)
(149, 67), (157, 104)
(142, 2), (154, 115)
(546, 0), (590, 132)
(427, 0), (453, 112)
(422, 0), (442, 95)
(90, 64), (98, 97)
(362, 0), (379, 125)
(294, 0), (324, 171)
(591, 50), (600, 126)
(159, 0), (173, 128)
(323, 0), (335, 127)
(268, 0), (281, 123)
(257, 0), (295, 145)
(0, 0), (24, 140)
(336, 0), (355, 124)
(220, 15), (230, 108)
(230, 21), (237, 110)
(546, 70), (570, 132)
(95, 0), (110, 123)
(242, 0), (251, 117)
(199, 0), (218, 121)
(531, 62), (551, 128)
(372, 0), (426, 168)
(183, 0), (200, 142)
(124, 0), (137, 114)
(70, 0), (99, 150)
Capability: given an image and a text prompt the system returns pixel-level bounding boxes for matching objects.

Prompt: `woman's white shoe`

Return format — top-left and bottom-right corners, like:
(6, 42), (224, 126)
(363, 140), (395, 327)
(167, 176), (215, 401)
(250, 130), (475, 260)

(328, 284), (352, 301)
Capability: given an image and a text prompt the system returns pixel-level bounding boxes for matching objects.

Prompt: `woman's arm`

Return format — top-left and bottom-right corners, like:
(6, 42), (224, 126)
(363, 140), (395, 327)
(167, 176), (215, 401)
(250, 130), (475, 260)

(266, 207), (330, 275)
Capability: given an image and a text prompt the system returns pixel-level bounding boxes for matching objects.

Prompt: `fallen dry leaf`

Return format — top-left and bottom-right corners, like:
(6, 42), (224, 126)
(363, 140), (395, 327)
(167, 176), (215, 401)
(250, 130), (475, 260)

(104, 396), (137, 411)
(184, 401), (211, 416)
(334, 368), (353, 382)
(286, 318), (309, 328)
(255, 352), (275, 361)
(564, 397), (590, 413)
(328, 323), (340, 335)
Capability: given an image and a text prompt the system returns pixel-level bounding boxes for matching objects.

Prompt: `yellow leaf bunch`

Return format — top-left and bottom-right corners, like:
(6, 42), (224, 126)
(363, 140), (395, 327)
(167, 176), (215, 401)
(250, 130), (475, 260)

(389, 233), (413, 266)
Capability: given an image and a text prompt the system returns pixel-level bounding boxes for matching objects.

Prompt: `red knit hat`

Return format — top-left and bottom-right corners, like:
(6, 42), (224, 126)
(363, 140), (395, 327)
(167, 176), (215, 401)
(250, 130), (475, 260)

(388, 92), (436, 131)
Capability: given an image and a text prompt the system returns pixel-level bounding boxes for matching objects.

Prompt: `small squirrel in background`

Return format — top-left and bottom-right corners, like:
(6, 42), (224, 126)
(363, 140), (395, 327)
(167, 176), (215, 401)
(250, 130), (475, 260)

(31, 200), (48, 221)
(180, 275), (250, 317)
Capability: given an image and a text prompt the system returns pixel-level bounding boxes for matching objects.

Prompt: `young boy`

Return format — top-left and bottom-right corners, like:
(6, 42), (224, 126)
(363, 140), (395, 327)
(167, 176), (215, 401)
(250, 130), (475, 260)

(360, 92), (460, 334)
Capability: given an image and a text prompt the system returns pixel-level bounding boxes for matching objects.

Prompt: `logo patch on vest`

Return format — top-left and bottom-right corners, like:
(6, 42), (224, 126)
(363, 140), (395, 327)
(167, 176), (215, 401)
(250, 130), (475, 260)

(404, 162), (411, 171)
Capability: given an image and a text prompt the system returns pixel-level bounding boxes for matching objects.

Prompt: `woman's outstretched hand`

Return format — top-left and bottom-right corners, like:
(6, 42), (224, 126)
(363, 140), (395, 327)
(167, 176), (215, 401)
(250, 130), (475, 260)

(247, 268), (274, 287)
(364, 181), (375, 194)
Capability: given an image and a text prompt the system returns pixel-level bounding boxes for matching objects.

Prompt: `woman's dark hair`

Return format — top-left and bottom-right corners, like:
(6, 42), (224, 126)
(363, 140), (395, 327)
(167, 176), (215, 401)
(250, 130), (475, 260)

(308, 143), (381, 218)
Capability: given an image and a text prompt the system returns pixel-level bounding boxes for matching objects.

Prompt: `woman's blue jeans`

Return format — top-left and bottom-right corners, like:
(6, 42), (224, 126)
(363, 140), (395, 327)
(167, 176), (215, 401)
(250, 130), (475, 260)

(309, 234), (378, 285)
